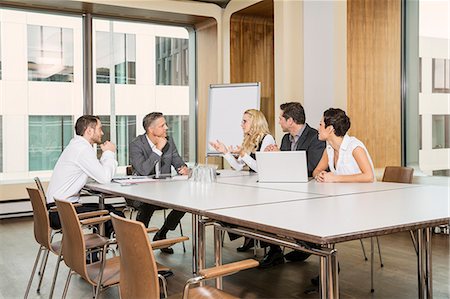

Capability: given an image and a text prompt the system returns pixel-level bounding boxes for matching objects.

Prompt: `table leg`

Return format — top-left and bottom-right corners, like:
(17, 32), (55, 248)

(326, 246), (339, 299)
(371, 237), (374, 293)
(214, 225), (223, 289)
(417, 228), (424, 299)
(198, 216), (206, 271)
(98, 194), (105, 235)
(192, 214), (198, 274)
(320, 256), (327, 299)
(330, 249), (339, 299)
(425, 227), (433, 298)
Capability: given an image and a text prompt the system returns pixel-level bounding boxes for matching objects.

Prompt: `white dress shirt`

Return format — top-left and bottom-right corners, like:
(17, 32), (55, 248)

(223, 134), (276, 172)
(46, 135), (118, 203)
(326, 134), (375, 181)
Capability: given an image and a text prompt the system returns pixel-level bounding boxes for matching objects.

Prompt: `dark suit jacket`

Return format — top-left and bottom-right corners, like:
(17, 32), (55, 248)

(280, 124), (325, 177)
(129, 134), (186, 176)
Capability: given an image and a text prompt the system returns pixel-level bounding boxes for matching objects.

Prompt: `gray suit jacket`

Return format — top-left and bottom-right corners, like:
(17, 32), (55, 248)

(280, 123), (326, 177)
(129, 134), (186, 176)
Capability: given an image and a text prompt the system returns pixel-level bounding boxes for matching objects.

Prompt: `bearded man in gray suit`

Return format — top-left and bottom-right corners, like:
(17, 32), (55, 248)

(129, 112), (189, 254)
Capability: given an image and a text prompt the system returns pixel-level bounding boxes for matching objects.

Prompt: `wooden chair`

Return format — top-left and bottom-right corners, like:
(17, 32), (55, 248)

(382, 166), (414, 183)
(24, 188), (110, 299)
(111, 213), (259, 299)
(361, 166), (414, 292)
(125, 165), (187, 252)
(55, 199), (120, 299)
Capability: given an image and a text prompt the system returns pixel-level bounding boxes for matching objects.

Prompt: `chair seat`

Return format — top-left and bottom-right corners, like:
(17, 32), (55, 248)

(168, 285), (239, 299)
(84, 233), (110, 249)
(50, 241), (62, 255)
(86, 256), (120, 287)
(49, 233), (109, 256)
(156, 262), (170, 272)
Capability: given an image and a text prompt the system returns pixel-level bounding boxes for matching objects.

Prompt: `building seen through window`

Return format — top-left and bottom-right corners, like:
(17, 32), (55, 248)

(156, 37), (189, 86)
(432, 58), (450, 93)
(29, 116), (73, 171)
(27, 25), (74, 82)
(166, 115), (190, 162)
(96, 31), (136, 84)
(97, 115), (136, 166)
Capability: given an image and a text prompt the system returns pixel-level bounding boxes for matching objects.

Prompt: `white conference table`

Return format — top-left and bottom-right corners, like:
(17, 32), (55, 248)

(85, 172), (449, 299)
(85, 177), (323, 277)
(216, 172), (419, 196)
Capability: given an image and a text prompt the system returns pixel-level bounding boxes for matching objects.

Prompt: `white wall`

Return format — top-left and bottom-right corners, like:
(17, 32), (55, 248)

(303, 0), (346, 129)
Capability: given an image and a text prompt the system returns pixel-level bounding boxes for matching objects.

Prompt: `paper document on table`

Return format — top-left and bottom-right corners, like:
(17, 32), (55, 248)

(112, 176), (156, 185)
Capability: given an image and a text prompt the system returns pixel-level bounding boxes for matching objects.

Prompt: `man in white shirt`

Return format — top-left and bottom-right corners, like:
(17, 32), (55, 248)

(46, 115), (120, 236)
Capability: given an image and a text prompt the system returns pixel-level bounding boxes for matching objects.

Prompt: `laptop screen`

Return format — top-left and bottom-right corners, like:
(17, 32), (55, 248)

(255, 151), (308, 183)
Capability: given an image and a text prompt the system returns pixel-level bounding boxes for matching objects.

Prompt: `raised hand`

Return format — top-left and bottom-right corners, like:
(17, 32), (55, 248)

(209, 140), (228, 154)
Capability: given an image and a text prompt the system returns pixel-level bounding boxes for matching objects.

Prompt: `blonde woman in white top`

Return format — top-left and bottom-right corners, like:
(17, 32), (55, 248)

(209, 109), (275, 172)
(313, 108), (375, 183)
(209, 109), (275, 252)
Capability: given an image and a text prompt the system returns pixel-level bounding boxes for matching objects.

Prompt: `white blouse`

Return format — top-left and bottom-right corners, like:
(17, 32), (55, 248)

(223, 134), (276, 172)
(326, 135), (375, 181)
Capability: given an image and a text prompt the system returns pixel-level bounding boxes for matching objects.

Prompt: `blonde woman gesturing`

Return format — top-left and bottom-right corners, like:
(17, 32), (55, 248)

(210, 109), (275, 172)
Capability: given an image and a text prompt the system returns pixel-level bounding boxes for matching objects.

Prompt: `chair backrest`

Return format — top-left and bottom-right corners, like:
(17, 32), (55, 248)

(27, 188), (52, 251)
(126, 165), (134, 176)
(110, 213), (160, 299)
(382, 166), (414, 184)
(34, 177), (46, 193)
(54, 199), (92, 284)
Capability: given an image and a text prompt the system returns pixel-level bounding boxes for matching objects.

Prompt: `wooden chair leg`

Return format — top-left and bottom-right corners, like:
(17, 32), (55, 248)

(158, 274), (168, 298)
(61, 270), (73, 299)
(36, 249), (50, 292)
(24, 246), (43, 299)
(49, 250), (63, 299)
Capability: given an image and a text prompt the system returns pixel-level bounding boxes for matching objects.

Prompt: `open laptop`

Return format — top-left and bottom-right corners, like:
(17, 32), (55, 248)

(256, 151), (309, 183)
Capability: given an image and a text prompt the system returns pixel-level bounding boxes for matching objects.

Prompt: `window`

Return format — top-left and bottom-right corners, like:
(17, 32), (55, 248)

(432, 115), (450, 149)
(27, 25), (74, 82)
(29, 116), (73, 171)
(97, 116), (136, 166)
(405, 1), (450, 176)
(96, 32), (136, 84)
(432, 58), (450, 93)
(156, 37), (189, 86)
(166, 115), (190, 162)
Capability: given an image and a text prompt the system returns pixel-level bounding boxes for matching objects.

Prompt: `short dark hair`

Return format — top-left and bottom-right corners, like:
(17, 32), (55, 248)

(280, 102), (306, 125)
(143, 112), (164, 131)
(75, 115), (100, 136)
(323, 108), (351, 137)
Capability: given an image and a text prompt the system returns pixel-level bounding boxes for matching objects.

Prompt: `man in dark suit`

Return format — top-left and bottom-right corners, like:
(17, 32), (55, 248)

(129, 112), (189, 254)
(260, 102), (326, 267)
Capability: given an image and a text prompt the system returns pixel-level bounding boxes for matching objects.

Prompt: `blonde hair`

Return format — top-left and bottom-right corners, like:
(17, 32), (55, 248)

(241, 109), (271, 153)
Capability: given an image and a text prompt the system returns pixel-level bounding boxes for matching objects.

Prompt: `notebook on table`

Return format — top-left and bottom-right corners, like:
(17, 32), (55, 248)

(255, 151), (309, 183)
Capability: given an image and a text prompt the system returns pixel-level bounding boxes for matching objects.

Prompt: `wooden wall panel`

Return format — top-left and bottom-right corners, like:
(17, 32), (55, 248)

(347, 0), (401, 168)
(230, 14), (275, 133)
(196, 20), (221, 165)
